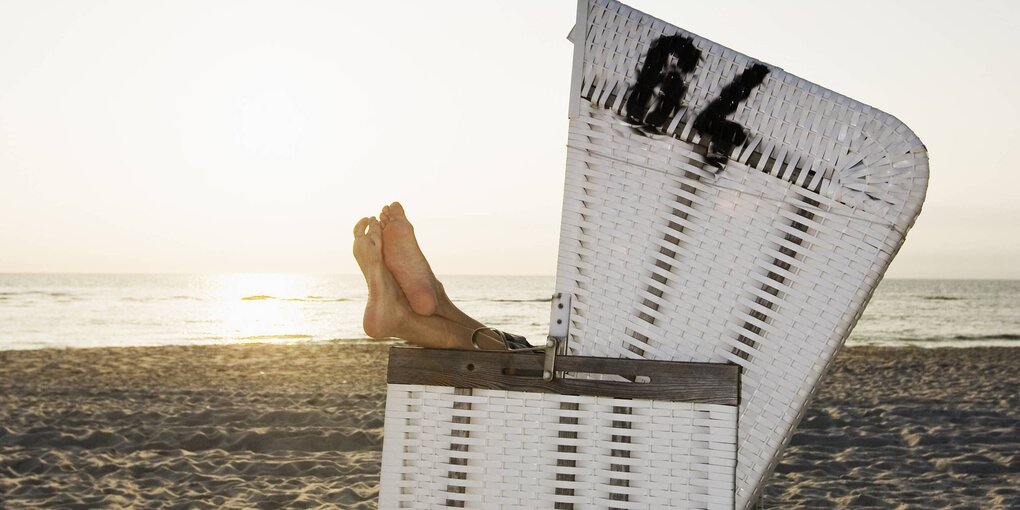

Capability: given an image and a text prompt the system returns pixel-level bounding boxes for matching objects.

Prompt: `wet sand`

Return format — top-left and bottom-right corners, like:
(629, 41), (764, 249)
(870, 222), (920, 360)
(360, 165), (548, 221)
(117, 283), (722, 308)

(1, 344), (1017, 509)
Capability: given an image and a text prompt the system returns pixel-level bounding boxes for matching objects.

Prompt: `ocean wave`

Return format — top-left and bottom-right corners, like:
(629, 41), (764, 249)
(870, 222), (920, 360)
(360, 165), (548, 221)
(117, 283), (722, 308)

(488, 298), (553, 303)
(240, 295), (351, 302)
(0, 291), (75, 298)
(237, 334), (314, 340)
(119, 295), (207, 303)
(951, 333), (1020, 341)
(894, 334), (1020, 342)
(921, 296), (963, 301)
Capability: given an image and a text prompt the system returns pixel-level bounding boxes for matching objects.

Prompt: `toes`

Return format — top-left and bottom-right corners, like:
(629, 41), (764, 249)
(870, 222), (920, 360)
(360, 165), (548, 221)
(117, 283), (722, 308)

(353, 217), (371, 238)
(380, 205), (390, 226)
(389, 201), (406, 220)
(367, 216), (382, 243)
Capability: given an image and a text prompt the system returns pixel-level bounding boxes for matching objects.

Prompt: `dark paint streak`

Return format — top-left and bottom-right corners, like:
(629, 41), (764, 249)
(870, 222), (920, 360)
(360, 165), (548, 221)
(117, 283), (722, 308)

(623, 35), (769, 169)
(693, 63), (770, 168)
(624, 35), (700, 126)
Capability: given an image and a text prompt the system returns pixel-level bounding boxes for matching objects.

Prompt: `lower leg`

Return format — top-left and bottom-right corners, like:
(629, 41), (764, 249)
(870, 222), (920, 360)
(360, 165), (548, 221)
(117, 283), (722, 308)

(433, 280), (481, 329)
(432, 280), (509, 348)
(393, 312), (505, 351)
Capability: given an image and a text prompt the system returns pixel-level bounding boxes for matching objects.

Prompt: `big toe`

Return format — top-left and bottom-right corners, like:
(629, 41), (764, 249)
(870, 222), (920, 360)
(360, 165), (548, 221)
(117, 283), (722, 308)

(389, 202), (407, 221)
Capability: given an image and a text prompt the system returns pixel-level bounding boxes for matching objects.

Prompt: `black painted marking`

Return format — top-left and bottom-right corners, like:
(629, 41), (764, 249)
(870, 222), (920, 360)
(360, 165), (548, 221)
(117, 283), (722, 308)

(693, 63), (770, 168)
(645, 70), (685, 128)
(621, 36), (769, 169)
(624, 35), (700, 126)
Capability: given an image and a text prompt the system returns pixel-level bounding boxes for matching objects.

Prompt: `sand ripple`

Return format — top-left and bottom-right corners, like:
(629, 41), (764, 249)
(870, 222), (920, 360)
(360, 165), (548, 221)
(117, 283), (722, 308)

(764, 347), (1019, 509)
(1, 343), (386, 509)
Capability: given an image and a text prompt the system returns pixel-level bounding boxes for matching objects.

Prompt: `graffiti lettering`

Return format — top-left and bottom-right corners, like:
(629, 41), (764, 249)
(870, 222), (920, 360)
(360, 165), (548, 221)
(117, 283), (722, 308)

(625, 35), (700, 127)
(693, 63), (769, 167)
(624, 36), (769, 168)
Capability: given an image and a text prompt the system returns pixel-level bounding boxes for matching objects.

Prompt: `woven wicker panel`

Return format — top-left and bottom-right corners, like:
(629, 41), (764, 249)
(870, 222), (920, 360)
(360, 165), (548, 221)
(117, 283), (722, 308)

(380, 384), (736, 509)
(556, 1), (928, 508)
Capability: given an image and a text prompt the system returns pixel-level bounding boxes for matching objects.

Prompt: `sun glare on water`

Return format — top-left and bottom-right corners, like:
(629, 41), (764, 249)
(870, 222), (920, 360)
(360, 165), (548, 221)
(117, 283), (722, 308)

(206, 273), (320, 342)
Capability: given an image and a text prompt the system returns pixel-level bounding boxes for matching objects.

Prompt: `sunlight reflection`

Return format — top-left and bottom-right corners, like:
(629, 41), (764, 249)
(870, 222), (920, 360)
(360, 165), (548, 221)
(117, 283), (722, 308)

(206, 273), (317, 342)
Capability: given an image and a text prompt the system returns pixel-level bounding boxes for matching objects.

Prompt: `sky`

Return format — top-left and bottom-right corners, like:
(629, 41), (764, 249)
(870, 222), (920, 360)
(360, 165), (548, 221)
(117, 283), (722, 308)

(0, 0), (1017, 278)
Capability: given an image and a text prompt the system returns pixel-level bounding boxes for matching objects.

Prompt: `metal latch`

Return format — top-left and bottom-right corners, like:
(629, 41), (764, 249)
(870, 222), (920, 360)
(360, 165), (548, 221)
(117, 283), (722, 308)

(469, 331), (564, 382)
(469, 292), (572, 382)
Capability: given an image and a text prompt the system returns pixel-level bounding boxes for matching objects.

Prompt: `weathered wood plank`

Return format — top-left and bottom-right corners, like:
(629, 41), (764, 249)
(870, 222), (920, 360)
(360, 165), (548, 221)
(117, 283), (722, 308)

(387, 347), (739, 405)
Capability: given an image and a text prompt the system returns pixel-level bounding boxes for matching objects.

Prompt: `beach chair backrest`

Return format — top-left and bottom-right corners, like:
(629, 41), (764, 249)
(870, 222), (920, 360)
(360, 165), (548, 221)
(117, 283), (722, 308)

(555, 1), (928, 507)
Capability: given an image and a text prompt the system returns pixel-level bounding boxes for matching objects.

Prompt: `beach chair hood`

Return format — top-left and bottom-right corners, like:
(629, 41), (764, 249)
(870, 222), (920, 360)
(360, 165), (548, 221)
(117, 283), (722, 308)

(556, 1), (928, 507)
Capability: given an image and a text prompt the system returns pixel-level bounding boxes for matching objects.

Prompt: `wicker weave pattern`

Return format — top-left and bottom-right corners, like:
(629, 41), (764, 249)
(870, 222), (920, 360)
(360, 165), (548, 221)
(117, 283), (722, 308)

(381, 384), (737, 509)
(557, 1), (928, 508)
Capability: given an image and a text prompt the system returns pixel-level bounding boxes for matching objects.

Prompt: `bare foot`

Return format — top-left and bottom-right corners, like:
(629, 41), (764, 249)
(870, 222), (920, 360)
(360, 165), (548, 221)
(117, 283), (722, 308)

(379, 202), (439, 316)
(353, 216), (410, 339)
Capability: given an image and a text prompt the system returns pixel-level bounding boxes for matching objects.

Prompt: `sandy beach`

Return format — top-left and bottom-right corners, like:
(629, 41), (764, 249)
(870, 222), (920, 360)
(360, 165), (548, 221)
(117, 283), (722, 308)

(1, 343), (1017, 509)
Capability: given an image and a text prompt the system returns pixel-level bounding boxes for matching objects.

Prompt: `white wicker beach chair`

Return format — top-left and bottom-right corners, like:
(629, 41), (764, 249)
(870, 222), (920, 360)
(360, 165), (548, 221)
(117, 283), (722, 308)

(380, 1), (927, 508)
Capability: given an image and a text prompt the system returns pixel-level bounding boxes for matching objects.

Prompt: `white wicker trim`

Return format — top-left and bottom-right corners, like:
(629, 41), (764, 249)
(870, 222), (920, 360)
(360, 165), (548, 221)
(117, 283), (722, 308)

(380, 384), (737, 509)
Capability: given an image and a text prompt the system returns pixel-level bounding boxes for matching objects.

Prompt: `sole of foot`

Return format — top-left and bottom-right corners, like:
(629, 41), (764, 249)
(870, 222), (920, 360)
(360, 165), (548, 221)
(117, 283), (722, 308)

(379, 202), (439, 316)
(353, 216), (408, 339)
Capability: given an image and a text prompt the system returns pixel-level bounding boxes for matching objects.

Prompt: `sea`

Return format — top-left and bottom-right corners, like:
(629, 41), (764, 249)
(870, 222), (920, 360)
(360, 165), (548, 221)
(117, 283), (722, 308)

(0, 274), (1016, 351)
